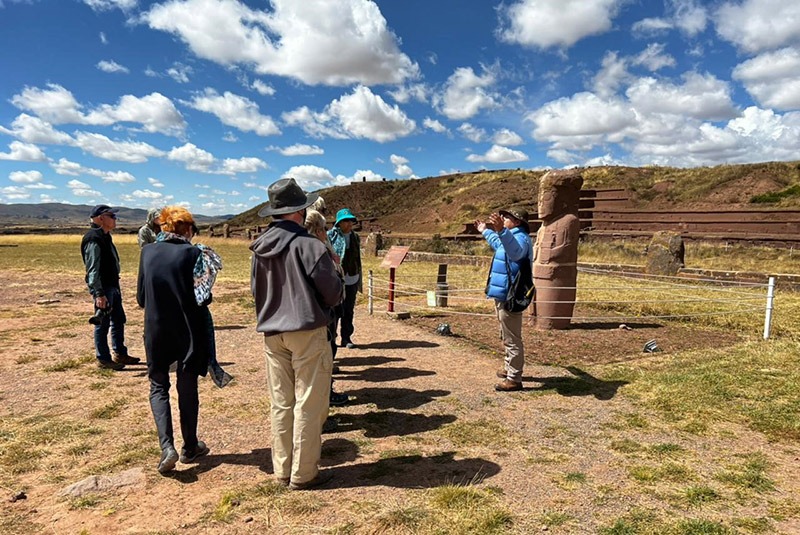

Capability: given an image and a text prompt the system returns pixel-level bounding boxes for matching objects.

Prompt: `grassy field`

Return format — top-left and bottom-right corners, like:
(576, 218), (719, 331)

(1, 234), (799, 534)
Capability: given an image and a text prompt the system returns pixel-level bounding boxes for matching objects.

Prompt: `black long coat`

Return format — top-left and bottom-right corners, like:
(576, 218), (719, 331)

(137, 238), (209, 375)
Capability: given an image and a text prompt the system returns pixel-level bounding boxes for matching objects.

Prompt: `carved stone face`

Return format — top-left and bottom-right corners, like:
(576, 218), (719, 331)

(538, 187), (558, 221)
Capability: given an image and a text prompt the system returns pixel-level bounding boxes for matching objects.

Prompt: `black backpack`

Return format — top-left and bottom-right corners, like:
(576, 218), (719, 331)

(504, 253), (534, 313)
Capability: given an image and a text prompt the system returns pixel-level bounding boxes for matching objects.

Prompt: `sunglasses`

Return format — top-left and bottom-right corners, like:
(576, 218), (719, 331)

(104, 213), (117, 220)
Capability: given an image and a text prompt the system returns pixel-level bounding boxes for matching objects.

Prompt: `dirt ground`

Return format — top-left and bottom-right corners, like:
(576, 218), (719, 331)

(1, 271), (799, 534)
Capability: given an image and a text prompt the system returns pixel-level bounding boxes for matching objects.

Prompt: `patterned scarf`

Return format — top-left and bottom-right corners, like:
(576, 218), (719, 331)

(156, 232), (223, 305)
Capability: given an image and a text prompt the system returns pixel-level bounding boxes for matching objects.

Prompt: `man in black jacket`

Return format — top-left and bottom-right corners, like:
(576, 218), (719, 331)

(251, 178), (344, 490)
(80, 204), (139, 370)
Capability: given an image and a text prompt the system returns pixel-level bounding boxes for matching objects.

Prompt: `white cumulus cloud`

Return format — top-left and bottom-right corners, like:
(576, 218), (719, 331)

(498, 0), (623, 49)
(96, 60), (129, 74)
(434, 66), (498, 120)
(0, 141), (47, 161)
(186, 88), (280, 136)
(733, 47), (800, 110)
(9, 170), (43, 183)
(142, 0), (419, 86)
(715, 0), (800, 53)
(466, 145), (529, 163)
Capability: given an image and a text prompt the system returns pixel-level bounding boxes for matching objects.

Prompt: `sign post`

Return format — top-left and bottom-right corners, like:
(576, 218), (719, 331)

(380, 246), (410, 314)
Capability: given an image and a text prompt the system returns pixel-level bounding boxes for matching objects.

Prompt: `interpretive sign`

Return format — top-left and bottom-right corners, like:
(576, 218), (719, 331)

(380, 246), (410, 269)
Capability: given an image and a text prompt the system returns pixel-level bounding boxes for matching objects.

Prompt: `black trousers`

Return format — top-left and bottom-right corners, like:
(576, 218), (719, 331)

(149, 364), (199, 451)
(332, 283), (358, 345)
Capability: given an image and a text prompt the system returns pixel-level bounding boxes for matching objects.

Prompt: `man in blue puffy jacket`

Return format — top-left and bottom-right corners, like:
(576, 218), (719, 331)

(476, 207), (533, 391)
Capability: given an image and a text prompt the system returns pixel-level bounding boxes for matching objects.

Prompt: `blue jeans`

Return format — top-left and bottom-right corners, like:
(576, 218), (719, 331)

(93, 286), (127, 361)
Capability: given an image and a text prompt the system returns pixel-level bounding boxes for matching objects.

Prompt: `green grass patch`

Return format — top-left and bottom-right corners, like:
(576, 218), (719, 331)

(608, 340), (800, 440)
(715, 453), (775, 494)
(427, 484), (513, 534)
(439, 419), (518, 448)
(90, 398), (127, 420)
(684, 485), (721, 507)
(540, 510), (574, 527)
(69, 494), (101, 509)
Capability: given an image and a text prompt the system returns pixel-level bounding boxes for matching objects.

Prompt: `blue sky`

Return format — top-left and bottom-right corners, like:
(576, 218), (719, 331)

(1, 0), (799, 215)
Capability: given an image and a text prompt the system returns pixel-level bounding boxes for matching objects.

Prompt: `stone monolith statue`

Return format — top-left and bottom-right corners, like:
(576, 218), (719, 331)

(532, 169), (583, 329)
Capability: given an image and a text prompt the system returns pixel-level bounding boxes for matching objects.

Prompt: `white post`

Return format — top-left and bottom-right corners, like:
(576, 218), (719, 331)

(368, 269), (374, 316)
(763, 276), (775, 340)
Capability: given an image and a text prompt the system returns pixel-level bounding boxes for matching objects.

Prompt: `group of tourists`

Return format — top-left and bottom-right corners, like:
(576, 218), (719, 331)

(80, 174), (542, 489)
(80, 178), (364, 488)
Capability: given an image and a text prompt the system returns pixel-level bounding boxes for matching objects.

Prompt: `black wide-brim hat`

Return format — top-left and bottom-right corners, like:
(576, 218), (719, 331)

(257, 177), (319, 217)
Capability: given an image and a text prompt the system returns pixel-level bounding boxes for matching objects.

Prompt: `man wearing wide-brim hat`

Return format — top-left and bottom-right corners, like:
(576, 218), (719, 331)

(327, 207), (362, 349)
(250, 177), (344, 490)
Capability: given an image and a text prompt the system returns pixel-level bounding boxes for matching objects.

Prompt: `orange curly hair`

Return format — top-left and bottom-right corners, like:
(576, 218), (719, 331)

(159, 206), (195, 236)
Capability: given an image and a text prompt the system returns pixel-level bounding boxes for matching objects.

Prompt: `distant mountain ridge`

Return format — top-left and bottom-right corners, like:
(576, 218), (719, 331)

(0, 203), (230, 229)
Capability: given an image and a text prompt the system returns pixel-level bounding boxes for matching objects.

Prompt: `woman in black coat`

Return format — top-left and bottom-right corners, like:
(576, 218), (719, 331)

(137, 206), (210, 474)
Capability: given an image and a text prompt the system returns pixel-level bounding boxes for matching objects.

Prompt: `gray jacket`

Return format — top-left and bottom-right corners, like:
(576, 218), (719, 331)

(250, 219), (344, 336)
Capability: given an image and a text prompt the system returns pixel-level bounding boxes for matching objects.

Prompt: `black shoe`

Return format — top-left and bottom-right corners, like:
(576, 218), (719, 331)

(180, 441), (210, 463)
(289, 470), (333, 490)
(329, 391), (349, 407)
(158, 446), (178, 474)
(332, 366), (341, 374)
(322, 418), (339, 434)
(97, 359), (125, 371)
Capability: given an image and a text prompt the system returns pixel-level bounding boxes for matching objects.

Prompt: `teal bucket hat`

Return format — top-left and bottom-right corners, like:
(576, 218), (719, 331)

(334, 208), (357, 227)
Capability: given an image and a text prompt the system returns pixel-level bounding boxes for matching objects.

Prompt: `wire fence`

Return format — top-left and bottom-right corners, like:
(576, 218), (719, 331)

(367, 265), (777, 339)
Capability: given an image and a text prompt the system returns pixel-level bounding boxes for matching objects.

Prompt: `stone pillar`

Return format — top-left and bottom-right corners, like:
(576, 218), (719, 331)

(364, 232), (382, 257)
(208, 225), (214, 237)
(532, 169), (583, 330)
(223, 223), (230, 239)
(645, 231), (685, 275)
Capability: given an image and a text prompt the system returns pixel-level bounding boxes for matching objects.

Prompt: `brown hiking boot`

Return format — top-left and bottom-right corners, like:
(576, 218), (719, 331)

(495, 378), (522, 392)
(113, 353), (140, 365)
(496, 369), (508, 379)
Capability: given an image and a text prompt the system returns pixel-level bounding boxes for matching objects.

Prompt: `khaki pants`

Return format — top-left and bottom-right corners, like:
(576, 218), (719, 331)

(495, 301), (524, 382)
(264, 326), (332, 485)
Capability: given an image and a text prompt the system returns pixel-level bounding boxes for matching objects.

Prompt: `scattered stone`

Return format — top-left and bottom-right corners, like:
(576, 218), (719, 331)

(59, 468), (145, 498)
(436, 323), (453, 336)
(387, 311), (411, 320)
(643, 339), (662, 353)
(35, 299), (60, 305)
(618, 324), (632, 330)
(244, 516), (254, 523)
(9, 491), (26, 502)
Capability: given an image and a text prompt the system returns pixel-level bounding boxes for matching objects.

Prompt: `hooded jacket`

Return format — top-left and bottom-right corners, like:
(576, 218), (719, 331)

(250, 219), (344, 336)
(483, 226), (533, 301)
(137, 208), (161, 248)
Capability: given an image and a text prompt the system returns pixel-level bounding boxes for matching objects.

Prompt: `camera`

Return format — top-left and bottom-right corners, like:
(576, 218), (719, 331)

(89, 307), (110, 325)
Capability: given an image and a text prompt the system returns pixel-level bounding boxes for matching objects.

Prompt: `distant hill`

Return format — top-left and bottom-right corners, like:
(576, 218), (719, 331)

(227, 161), (800, 235)
(0, 203), (230, 231)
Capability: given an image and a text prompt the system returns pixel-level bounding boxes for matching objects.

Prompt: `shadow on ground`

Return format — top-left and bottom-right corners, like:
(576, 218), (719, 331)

(322, 449), (501, 489)
(525, 366), (628, 400)
(331, 410), (457, 438)
(345, 387), (451, 410)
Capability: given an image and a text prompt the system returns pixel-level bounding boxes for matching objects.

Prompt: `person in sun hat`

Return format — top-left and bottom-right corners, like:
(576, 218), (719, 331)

(327, 208), (362, 350)
(251, 177), (344, 490)
(137, 206), (213, 474)
(80, 204), (139, 371)
(475, 206), (533, 392)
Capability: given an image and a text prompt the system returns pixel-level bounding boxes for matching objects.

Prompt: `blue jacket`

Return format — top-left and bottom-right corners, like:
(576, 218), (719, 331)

(483, 226), (533, 301)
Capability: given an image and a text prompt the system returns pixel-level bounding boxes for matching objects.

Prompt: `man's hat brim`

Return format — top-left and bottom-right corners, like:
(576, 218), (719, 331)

(257, 192), (319, 218)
